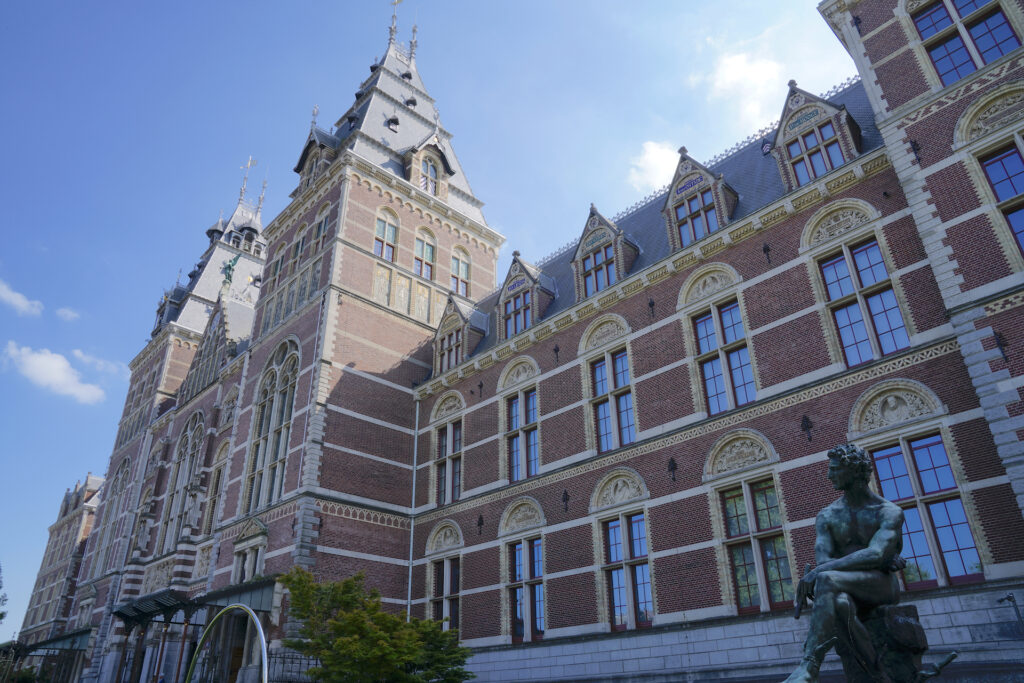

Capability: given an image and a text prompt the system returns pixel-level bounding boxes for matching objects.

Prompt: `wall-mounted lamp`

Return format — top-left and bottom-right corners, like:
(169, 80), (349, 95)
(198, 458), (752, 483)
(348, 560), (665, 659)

(801, 415), (814, 442)
(562, 489), (570, 512)
(994, 331), (1010, 362)
(553, 345), (560, 363)
(668, 457), (678, 482)
(762, 243), (772, 265)
(852, 16), (862, 35)
(477, 381), (484, 397)
(910, 140), (922, 165)
(477, 514), (484, 535)
(648, 298), (655, 319)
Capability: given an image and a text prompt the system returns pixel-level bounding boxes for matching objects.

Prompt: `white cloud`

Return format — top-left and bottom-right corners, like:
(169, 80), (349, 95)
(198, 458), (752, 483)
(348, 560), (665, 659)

(703, 51), (784, 132)
(56, 307), (80, 321)
(627, 141), (678, 193)
(3, 341), (105, 404)
(72, 349), (129, 378)
(0, 279), (43, 316)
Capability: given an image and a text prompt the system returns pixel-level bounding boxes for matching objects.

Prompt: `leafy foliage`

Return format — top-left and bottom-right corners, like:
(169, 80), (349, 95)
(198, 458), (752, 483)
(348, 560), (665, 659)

(279, 568), (473, 683)
(0, 561), (7, 624)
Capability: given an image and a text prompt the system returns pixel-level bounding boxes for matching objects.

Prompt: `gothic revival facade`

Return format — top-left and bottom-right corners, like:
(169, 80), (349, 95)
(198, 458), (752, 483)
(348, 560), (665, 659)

(21, 1), (1024, 680)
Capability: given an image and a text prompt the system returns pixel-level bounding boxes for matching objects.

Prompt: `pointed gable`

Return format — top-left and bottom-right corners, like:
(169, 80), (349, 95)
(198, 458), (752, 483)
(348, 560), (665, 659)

(571, 205), (639, 301)
(769, 80), (862, 193)
(292, 126), (340, 197)
(435, 293), (487, 375)
(662, 147), (738, 251)
(496, 251), (555, 341)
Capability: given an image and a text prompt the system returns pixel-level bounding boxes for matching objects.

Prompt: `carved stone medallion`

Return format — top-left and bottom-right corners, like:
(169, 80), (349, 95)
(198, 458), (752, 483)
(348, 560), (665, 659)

(595, 474), (643, 508)
(860, 392), (932, 432)
(678, 160), (693, 176)
(788, 92), (806, 110)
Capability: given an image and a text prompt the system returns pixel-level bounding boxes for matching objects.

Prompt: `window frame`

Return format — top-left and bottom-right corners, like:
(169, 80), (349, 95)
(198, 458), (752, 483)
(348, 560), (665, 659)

(785, 121), (847, 187)
(817, 237), (911, 368)
(451, 249), (470, 297)
(589, 348), (636, 454)
(692, 299), (756, 416)
(374, 213), (399, 262)
(507, 536), (545, 642)
(431, 556), (461, 632)
(438, 327), (463, 373)
(243, 343), (299, 514)
(867, 429), (983, 590)
(715, 474), (794, 615)
(505, 386), (540, 482)
(911, 1), (1021, 87)
(673, 187), (720, 247)
(979, 140), (1024, 258)
(421, 157), (439, 196)
(582, 244), (617, 297)
(503, 290), (532, 340)
(435, 419), (463, 506)
(601, 511), (653, 630)
(414, 231), (436, 280)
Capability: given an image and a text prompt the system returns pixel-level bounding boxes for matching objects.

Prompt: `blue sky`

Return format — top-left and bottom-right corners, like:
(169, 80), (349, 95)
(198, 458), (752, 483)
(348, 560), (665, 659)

(0, 1), (856, 635)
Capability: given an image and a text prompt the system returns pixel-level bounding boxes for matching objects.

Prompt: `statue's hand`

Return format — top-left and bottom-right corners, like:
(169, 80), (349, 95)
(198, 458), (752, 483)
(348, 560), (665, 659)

(888, 554), (907, 573)
(793, 564), (817, 619)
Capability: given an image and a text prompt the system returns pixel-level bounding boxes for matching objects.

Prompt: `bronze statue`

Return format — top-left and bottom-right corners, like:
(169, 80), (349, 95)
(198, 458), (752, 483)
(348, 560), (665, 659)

(784, 444), (955, 683)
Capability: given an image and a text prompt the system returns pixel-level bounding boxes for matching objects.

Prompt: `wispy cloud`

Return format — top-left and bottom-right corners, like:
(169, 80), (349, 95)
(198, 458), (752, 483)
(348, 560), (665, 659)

(56, 307), (80, 321)
(3, 341), (105, 404)
(72, 349), (129, 379)
(0, 279), (43, 317)
(699, 51), (784, 132)
(627, 141), (678, 193)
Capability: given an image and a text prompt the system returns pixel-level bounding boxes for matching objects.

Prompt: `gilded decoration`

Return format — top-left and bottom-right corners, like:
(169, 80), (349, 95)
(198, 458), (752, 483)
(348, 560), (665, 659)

(428, 522), (462, 553)
(592, 469), (646, 511)
(582, 316), (628, 352)
(500, 499), (544, 536)
(706, 429), (776, 479)
(849, 379), (942, 436)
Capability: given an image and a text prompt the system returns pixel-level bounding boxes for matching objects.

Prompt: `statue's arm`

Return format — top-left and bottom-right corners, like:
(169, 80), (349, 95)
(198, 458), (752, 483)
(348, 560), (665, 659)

(816, 505), (904, 573)
(814, 510), (835, 564)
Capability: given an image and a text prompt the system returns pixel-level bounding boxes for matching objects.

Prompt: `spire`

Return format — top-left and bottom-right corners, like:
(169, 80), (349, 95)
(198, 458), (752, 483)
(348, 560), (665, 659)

(239, 156), (257, 201)
(310, 104), (319, 131)
(257, 179), (267, 217)
(389, 0), (401, 44)
(410, 24), (418, 60)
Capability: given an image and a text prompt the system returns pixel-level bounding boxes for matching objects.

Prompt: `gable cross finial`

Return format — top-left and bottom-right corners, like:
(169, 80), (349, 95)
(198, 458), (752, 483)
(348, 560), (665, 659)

(389, 0), (402, 44)
(239, 156), (257, 201)
(311, 104), (319, 130)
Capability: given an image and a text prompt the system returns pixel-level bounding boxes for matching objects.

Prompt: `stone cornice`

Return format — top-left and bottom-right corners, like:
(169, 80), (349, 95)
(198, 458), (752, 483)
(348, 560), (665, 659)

(416, 148), (891, 400)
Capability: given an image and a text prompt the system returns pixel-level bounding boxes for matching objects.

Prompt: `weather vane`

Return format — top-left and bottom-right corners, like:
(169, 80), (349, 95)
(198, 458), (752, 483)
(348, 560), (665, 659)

(389, 0), (402, 43)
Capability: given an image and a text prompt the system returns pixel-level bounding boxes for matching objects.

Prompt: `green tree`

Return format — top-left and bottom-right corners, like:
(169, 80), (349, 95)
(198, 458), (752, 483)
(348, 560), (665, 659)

(279, 567), (473, 683)
(0, 561), (8, 624)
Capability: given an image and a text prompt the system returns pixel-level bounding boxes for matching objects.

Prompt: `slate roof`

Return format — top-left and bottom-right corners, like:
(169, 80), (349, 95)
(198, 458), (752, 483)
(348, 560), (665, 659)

(459, 79), (883, 362)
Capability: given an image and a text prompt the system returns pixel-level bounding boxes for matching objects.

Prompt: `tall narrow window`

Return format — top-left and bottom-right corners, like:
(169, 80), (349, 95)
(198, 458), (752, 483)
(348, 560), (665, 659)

(674, 189), (719, 247)
(981, 146), (1024, 255)
(819, 239), (909, 367)
(582, 245), (616, 296)
(374, 215), (397, 261)
(451, 249), (470, 296)
(432, 557), (460, 631)
(719, 478), (793, 613)
(508, 537), (544, 642)
(504, 291), (532, 339)
(161, 415), (204, 553)
(439, 329), (462, 372)
(591, 349), (635, 453)
(786, 121), (846, 187)
(693, 301), (755, 415)
(603, 512), (652, 630)
(913, 1), (1020, 86)
(244, 342), (299, 513)
(870, 433), (981, 589)
(421, 158), (438, 195)
(436, 420), (463, 505)
(506, 388), (539, 481)
(414, 233), (436, 280)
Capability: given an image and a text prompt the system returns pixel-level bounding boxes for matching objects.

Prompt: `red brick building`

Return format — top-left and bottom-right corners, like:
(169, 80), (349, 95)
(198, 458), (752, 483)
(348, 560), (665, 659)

(23, 1), (1024, 680)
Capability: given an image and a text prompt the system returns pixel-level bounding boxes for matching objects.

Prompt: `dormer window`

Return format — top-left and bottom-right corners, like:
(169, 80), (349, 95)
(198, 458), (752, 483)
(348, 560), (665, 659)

(402, 71), (413, 80)
(421, 159), (438, 195)
(406, 97), (417, 107)
(387, 116), (400, 132)
(583, 245), (616, 296)
(230, 233), (241, 248)
(787, 122), (845, 187)
(675, 189), (719, 247)
(439, 329), (462, 371)
(504, 292), (531, 338)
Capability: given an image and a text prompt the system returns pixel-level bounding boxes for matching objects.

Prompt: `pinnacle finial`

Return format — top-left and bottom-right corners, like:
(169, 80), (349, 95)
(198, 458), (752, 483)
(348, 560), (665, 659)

(239, 156), (257, 201)
(257, 179), (267, 215)
(389, 0), (401, 43)
(411, 24), (418, 59)
(788, 79), (798, 89)
(311, 104), (319, 130)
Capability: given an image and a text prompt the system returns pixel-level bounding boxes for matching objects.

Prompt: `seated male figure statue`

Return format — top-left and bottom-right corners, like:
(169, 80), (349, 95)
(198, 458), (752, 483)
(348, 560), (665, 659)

(784, 443), (906, 683)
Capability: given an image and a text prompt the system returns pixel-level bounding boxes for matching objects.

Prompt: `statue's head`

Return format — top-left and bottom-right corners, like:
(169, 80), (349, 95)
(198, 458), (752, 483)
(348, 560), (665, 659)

(826, 443), (872, 490)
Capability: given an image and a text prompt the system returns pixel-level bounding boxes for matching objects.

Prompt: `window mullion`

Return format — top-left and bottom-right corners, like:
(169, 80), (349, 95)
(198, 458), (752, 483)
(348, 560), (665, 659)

(916, 502), (950, 588)
(958, 22), (985, 68)
(858, 292), (885, 359)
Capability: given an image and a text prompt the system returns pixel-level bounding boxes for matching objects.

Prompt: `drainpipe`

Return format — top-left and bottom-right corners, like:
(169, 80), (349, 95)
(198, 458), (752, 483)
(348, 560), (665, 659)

(406, 398), (420, 621)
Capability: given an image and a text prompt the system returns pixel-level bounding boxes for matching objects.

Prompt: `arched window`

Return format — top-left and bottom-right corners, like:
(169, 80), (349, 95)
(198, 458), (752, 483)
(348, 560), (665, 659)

(421, 158), (438, 195)
(203, 443), (229, 535)
(414, 230), (436, 280)
(94, 459), (131, 578)
(451, 248), (470, 296)
(375, 210), (399, 262)
(161, 413), (204, 553)
(244, 341), (299, 513)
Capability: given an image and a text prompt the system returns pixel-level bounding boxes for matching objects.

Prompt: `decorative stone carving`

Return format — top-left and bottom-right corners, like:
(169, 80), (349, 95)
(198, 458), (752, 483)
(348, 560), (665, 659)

(435, 394), (464, 419)
(788, 92), (806, 110)
(686, 270), (734, 304)
(501, 500), (542, 534)
(503, 361), (536, 388)
(810, 208), (869, 245)
(860, 392), (932, 432)
(141, 558), (174, 595)
(678, 160), (693, 176)
(372, 265), (391, 305)
(584, 319), (626, 351)
(588, 215), (600, 229)
(194, 545), (212, 578)
(711, 438), (769, 474)
(237, 517), (267, 542)
(966, 89), (1024, 141)
(431, 524), (460, 552)
(905, 0), (931, 13)
(595, 474), (643, 509)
